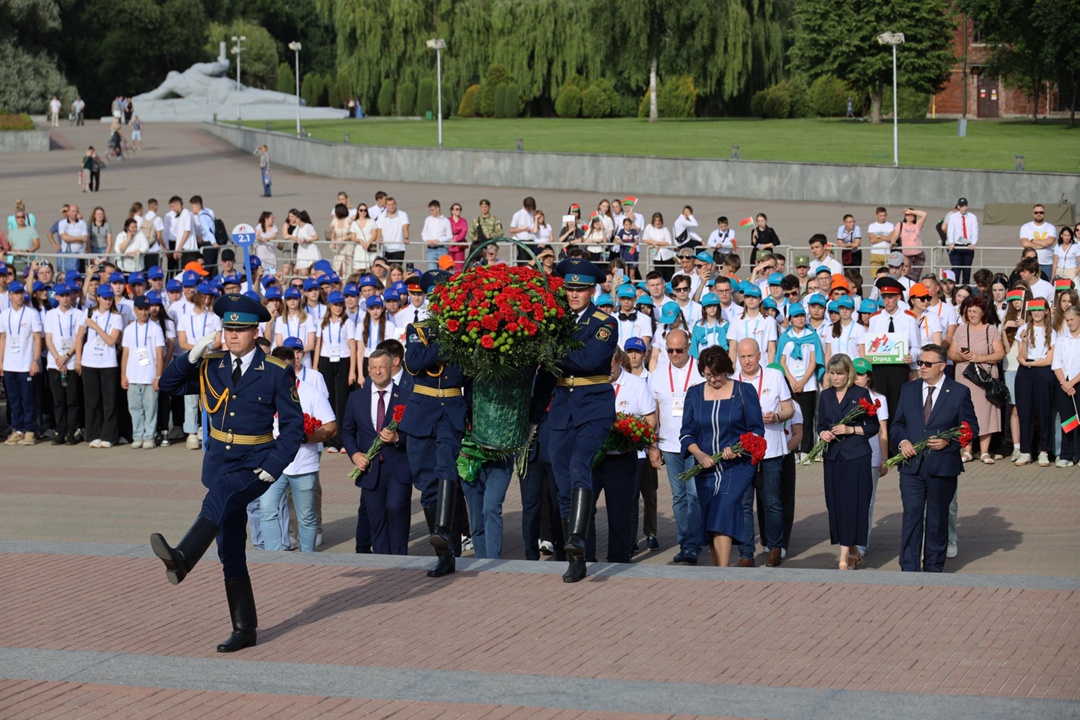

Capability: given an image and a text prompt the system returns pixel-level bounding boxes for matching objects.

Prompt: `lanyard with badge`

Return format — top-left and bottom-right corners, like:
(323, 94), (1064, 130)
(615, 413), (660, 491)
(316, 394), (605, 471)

(134, 321), (152, 366)
(739, 371), (766, 405)
(190, 312), (208, 346)
(328, 319), (344, 362)
(787, 332), (809, 379)
(92, 313), (112, 356)
(669, 363), (692, 417)
(58, 311), (76, 355)
(7, 306), (26, 354)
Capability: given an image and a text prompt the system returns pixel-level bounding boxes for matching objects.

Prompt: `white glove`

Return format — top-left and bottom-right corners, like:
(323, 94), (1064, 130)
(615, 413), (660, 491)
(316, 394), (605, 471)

(187, 331), (217, 363)
(254, 468), (276, 483)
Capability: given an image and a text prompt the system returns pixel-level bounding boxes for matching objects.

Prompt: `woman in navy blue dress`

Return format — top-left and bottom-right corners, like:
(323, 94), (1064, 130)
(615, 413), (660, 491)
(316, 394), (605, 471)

(680, 346), (765, 566)
(816, 353), (878, 570)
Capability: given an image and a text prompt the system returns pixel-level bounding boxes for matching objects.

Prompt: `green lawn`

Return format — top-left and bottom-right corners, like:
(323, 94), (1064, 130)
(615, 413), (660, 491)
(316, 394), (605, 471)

(244, 116), (1080, 173)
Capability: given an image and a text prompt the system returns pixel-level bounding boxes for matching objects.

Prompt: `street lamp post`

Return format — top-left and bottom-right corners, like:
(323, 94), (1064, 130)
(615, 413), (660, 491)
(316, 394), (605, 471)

(876, 31), (905, 167)
(426, 38), (446, 148)
(231, 35), (246, 124)
(288, 41), (302, 137)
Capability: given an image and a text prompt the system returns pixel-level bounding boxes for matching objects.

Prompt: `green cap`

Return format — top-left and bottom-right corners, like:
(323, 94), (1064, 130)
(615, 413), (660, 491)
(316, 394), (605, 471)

(794, 255), (810, 267)
(853, 357), (872, 375)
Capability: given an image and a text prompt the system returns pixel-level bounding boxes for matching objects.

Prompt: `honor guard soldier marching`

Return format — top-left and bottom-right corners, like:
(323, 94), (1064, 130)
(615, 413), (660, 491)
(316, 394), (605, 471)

(398, 270), (470, 578)
(151, 293), (304, 653)
(531, 258), (618, 582)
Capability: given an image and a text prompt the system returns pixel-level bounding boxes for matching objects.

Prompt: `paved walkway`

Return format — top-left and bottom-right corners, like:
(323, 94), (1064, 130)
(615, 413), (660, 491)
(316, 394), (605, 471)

(1, 123), (1078, 718)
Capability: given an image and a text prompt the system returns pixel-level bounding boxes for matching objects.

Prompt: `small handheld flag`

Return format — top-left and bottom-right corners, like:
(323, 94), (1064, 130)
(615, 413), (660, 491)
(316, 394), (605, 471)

(1062, 415), (1080, 434)
(739, 217), (754, 228)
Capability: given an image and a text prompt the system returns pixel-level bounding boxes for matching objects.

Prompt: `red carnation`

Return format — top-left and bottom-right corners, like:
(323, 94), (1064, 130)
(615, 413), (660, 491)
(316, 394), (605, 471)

(392, 404), (406, 424)
(858, 397), (879, 418)
(446, 319), (460, 332)
(480, 335), (494, 349)
(958, 421), (974, 448)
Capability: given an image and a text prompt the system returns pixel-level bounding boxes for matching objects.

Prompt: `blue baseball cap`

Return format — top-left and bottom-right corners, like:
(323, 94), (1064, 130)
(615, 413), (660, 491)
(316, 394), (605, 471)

(129, 272), (147, 285)
(248, 255), (262, 269)
(283, 287), (302, 300)
(261, 275), (279, 288)
(859, 298), (880, 314)
(97, 284), (115, 299)
(33, 281), (49, 293)
(634, 295), (654, 308)
(8, 280), (24, 293)
(53, 282), (73, 295)
(196, 282), (213, 295)
(827, 301), (839, 313)
(147, 265), (164, 280)
(64, 270), (83, 284)
(243, 290), (262, 303)
(787, 303), (806, 316)
(221, 274), (242, 286)
(835, 295), (856, 310)
(595, 293), (614, 308)
(313, 259), (334, 275)
(806, 293), (827, 307)
(383, 289), (400, 302)
(616, 284), (637, 299)
(182, 270), (199, 287)
(763, 296), (778, 310)
(109, 272), (126, 284)
(343, 283), (359, 297)
(282, 336), (304, 350)
(326, 291), (345, 305)
(768, 272), (784, 286)
(657, 302), (682, 324)
(166, 279), (182, 293)
(359, 275), (379, 289)
(327, 272), (340, 284)
(264, 286), (282, 301)
(741, 282), (762, 298)
(214, 293), (271, 327)
(624, 337), (647, 353)
(696, 250), (714, 264)
(146, 290), (164, 305)
(391, 281), (408, 295)
(635, 281), (647, 291)
(815, 265), (833, 276)
(317, 274), (333, 286)
(365, 295), (384, 308)
(700, 292), (720, 307)
(303, 278), (319, 291)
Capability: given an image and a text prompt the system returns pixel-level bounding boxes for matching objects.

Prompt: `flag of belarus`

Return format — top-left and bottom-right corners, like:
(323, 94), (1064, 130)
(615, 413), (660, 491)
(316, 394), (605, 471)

(1063, 415), (1080, 434)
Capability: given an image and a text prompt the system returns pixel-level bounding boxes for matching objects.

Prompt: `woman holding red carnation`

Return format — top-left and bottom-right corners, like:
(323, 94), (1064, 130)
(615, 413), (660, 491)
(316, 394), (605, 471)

(816, 354), (879, 570)
(679, 346), (765, 567)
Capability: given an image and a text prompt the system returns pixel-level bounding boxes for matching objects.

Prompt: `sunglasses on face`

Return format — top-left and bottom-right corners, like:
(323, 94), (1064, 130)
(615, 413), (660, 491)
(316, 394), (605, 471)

(916, 360), (943, 368)
(784, 291), (800, 298)
(666, 347), (687, 354)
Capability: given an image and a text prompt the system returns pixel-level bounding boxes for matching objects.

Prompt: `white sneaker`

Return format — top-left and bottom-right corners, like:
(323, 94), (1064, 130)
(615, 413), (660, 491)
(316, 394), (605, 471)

(131, 439), (143, 449)
(316, 531), (323, 547)
(186, 434), (200, 450)
(1056, 458), (1074, 468)
(946, 542), (958, 559)
(1037, 452), (1050, 467)
(1014, 453), (1032, 466)
(780, 548), (787, 559)
(538, 540), (554, 555)
(1009, 448), (1021, 461)
(143, 438), (155, 449)
(89, 439), (102, 448)
(99, 440), (113, 448)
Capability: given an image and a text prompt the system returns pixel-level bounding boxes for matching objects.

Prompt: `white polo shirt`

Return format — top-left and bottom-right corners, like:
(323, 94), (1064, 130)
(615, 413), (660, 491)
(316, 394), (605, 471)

(277, 378), (335, 475)
(376, 211), (409, 253)
(1052, 329), (1080, 380)
(733, 367), (791, 459)
(121, 320), (166, 383)
(317, 317), (356, 361)
(0, 304), (43, 372)
(728, 312), (778, 358)
(43, 307), (86, 370)
(651, 360), (703, 453)
(82, 310), (121, 369)
(612, 370), (656, 458)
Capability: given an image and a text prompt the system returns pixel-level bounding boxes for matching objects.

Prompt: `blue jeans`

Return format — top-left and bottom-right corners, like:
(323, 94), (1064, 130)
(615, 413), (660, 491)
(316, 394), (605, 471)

(183, 394), (199, 435)
(426, 246), (449, 271)
(662, 450), (702, 553)
(740, 456), (782, 556)
(4, 371), (35, 433)
(126, 383), (157, 441)
(260, 471), (318, 552)
(461, 460), (513, 559)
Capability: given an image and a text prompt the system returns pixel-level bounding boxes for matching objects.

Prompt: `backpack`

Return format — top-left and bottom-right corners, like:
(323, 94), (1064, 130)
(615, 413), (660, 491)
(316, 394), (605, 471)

(213, 216), (229, 245)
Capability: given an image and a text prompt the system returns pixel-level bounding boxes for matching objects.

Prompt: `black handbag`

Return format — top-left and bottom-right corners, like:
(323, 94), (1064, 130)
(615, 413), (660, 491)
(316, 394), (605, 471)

(960, 326), (1010, 406)
(984, 377), (1010, 407)
(962, 362), (991, 387)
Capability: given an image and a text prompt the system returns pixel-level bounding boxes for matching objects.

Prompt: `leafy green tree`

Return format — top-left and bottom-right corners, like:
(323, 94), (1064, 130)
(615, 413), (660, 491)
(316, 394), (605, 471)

(205, 19), (280, 89)
(479, 64), (511, 117)
(0, 0), (78, 113)
(277, 62), (295, 95)
(555, 84), (583, 118)
(376, 82), (395, 116)
(397, 80), (417, 116)
(416, 77), (435, 116)
(791, 0), (956, 123)
(1034, 0), (1080, 125)
(301, 72), (318, 106)
(458, 84), (480, 117)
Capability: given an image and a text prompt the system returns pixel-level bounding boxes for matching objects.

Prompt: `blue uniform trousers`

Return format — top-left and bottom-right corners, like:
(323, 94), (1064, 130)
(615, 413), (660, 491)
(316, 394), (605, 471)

(548, 419), (609, 517)
(199, 468), (272, 580)
(406, 420), (462, 508)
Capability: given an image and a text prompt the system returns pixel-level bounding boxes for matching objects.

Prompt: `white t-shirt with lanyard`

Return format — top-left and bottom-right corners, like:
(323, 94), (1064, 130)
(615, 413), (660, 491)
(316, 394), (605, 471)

(611, 370), (656, 459)
(781, 328), (818, 392)
(828, 321), (865, 361)
(734, 367), (790, 459)
(616, 312), (652, 348)
(729, 313), (778, 358)
(44, 307), (86, 371)
(651, 360), (703, 453)
(180, 309), (222, 349)
(295, 363), (330, 398)
(318, 316), (356, 364)
(121, 320), (166, 384)
(82, 310), (121, 369)
(277, 313), (317, 367)
(359, 317), (397, 354)
(917, 310), (944, 348)
(0, 305), (43, 372)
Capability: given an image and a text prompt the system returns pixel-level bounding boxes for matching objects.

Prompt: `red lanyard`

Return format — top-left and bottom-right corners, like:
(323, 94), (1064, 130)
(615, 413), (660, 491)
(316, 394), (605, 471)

(669, 364), (692, 395)
(739, 372), (764, 398)
(614, 383), (622, 400)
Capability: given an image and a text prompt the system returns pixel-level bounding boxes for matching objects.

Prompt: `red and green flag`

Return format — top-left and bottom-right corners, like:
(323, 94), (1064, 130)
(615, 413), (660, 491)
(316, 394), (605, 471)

(1063, 415), (1080, 434)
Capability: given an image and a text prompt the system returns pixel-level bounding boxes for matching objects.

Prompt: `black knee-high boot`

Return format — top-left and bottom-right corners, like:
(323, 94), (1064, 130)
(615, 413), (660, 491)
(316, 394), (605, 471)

(216, 577), (257, 653)
(562, 487), (592, 583)
(150, 516), (217, 585)
(428, 478), (456, 577)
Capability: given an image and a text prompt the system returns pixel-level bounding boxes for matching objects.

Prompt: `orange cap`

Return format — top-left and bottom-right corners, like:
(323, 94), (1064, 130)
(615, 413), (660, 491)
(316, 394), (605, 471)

(909, 283), (930, 298)
(830, 274), (849, 292)
(183, 261), (209, 276)
(437, 254), (455, 271)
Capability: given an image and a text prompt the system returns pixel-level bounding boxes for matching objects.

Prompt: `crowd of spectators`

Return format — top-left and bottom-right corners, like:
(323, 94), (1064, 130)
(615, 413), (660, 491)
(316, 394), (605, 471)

(1, 191), (1077, 566)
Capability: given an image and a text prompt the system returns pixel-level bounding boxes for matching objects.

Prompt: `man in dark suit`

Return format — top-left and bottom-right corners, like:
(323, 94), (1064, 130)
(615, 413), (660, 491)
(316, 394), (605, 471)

(891, 343), (978, 572)
(343, 348), (412, 555)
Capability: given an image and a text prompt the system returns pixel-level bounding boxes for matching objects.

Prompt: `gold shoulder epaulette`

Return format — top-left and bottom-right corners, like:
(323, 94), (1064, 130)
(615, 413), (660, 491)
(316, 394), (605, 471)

(264, 354), (288, 369)
(593, 310), (610, 321)
(204, 351), (226, 360)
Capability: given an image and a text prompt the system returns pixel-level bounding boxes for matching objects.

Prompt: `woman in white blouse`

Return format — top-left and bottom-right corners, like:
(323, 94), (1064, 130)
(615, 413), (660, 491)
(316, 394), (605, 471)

(642, 212), (674, 281)
(81, 285), (123, 448)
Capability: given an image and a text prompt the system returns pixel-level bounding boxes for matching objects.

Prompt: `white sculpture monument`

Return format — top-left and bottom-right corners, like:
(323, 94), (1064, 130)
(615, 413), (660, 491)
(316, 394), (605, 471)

(131, 42), (347, 122)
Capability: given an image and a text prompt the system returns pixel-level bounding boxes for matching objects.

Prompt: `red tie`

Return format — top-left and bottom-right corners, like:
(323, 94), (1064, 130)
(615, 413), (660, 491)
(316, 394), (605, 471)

(961, 215), (967, 240)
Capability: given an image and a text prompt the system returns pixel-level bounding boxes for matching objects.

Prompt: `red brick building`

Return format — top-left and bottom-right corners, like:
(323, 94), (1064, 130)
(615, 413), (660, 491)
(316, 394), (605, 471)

(932, 16), (1061, 118)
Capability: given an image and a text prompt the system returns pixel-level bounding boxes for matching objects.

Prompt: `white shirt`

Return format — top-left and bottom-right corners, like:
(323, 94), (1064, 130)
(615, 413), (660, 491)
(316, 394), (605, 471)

(1027, 278), (1056, 306)
(172, 208), (197, 251)
(369, 381), (396, 430)
(1054, 242), (1080, 270)
(728, 312), (778, 359)
(809, 256), (843, 276)
(121, 320), (165, 384)
(651, 361), (703, 453)
(1020, 220), (1057, 266)
(946, 211), (979, 247)
(421, 214), (453, 245)
(1052, 329), (1080, 379)
(58, 219), (88, 251)
(278, 376), (335, 475)
(612, 371), (656, 458)
(358, 317), (397, 353)
(44, 307), (86, 370)
(780, 328), (818, 391)
(179, 309), (222, 347)
(615, 310), (652, 347)
(1018, 323), (1051, 361)
(866, 221), (895, 255)
(143, 210), (165, 252)
(916, 310), (944, 347)
(0, 305), (43, 372)
(735, 367), (791, 459)
(673, 214), (701, 244)
(828, 321), (865, 360)
(510, 208), (536, 242)
(864, 308), (920, 368)
(295, 364), (329, 397)
(707, 228), (736, 250)
(376, 211), (409, 253)
(922, 379), (943, 414)
(395, 304), (428, 326)
(317, 317), (356, 360)
(82, 310), (121, 369)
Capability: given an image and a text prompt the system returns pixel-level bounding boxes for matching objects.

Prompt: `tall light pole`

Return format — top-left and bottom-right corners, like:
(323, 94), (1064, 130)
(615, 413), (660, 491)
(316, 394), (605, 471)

(877, 31), (905, 167)
(231, 35), (246, 124)
(288, 41), (302, 136)
(426, 38), (446, 148)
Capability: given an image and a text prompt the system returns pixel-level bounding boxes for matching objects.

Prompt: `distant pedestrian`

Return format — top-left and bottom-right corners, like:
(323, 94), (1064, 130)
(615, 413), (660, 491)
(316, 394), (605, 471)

(254, 145), (271, 197)
(131, 116), (143, 152)
(49, 96), (61, 127)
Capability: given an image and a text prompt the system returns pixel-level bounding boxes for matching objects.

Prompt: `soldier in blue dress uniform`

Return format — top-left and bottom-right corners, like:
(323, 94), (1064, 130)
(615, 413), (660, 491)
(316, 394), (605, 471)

(398, 270), (469, 578)
(531, 258), (618, 582)
(151, 293), (304, 652)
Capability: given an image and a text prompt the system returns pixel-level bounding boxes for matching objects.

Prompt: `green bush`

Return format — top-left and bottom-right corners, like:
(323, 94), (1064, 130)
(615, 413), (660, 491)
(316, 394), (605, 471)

(458, 84), (480, 117)
(376, 82), (395, 116)
(397, 81), (416, 116)
(883, 86), (931, 119)
(337, 74), (352, 106)
(582, 79), (619, 118)
(785, 79), (810, 119)
(493, 84), (507, 118)
(301, 73), (319, 107)
(327, 77), (340, 109)
(479, 64), (511, 117)
(502, 82), (521, 118)
(0, 113), (35, 130)
(808, 75), (851, 117)
(762, 86), (791, 119)
(638, 75), (697, 119)
(416, 77), (434, 116)
(315, 75), (330, 107)
(750, 89), (767, 118)
(554, 84), (582, 118)
(277, 62), (295, 96)
(618, 93), (638, 118)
